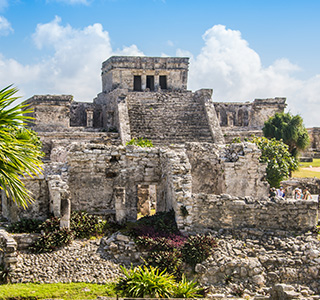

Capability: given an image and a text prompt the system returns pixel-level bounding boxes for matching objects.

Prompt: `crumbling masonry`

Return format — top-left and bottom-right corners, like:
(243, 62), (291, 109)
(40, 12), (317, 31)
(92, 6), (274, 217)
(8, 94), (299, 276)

(1, 56), (318, 234)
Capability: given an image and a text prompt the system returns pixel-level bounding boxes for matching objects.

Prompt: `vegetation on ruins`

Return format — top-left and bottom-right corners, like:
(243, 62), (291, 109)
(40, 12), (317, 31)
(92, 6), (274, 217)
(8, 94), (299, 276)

(127, 210), (217, 279)
(115, 265), (203, 298)
(250, 136), (298, 187)
(263, 112), (309, 157)
(8, 211), (107, 253)
(126, 137), (154, 147)
(231, 136), (299, 187)
(0, 85), (44, 208)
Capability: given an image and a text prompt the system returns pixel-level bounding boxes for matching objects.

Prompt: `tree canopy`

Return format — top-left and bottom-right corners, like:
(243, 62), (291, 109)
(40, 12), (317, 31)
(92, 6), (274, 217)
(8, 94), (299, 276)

(0, 85), (43, 208)
(262, 112), (309, 157)
(250, 136), (298, 188)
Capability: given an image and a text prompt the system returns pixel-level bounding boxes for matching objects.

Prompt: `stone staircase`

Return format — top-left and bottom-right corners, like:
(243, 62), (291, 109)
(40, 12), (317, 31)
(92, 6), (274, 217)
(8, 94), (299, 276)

(126, 91), (214, 145)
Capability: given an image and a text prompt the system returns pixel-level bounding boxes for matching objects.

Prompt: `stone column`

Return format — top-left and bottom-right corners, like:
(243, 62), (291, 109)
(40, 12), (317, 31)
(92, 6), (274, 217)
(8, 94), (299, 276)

(114, 187), (126, 222)
(86, 108), (94, 128)
(141, 75), (146, 91)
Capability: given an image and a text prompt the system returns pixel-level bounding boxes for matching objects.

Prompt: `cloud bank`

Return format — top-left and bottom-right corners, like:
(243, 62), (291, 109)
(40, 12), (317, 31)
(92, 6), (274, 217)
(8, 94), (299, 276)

(187, 25), (319, 127)
(0, 16), (144, 101)
(0, 21), (319, 127)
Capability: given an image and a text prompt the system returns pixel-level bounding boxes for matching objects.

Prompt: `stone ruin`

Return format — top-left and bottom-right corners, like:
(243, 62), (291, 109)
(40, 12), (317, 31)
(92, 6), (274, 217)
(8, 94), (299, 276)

(1, 55), (318, 233)
(1, 56), (320, 297)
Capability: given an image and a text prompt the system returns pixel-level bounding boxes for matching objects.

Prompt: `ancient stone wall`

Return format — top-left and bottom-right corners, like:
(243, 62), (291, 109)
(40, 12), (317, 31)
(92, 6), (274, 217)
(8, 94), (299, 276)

(185, 142), (269, 198)
(101, 56), (189, 92)
(1, 177), (49, 222)
(214, 98), (286, 129)
(66, 143), (161, 221)
(24, 95), (72, 131)
(189, 194), (318, 233)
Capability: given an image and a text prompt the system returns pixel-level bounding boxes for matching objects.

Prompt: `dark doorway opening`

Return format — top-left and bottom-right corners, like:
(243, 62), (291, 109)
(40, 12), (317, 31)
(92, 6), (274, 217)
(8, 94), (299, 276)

(159, 75), (167, 90)
(134, 75), (142, 91)
(146, 76), (155, 91)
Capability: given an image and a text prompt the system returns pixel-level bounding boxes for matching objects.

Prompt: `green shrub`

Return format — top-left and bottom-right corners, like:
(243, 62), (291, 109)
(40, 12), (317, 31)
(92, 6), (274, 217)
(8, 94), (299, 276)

(40, 216), (60, 234)
(181, 234), (217, 267)
(7, 218), (43, 233)
(127, 209), (179, 238)
(145, 250), (183, 279)
(126, 137), (153, 148)
(29, 228), (74, 253)
(70, 211), (105, 239)
(115, 265), (175, 298)
(172, 274), (203, 298)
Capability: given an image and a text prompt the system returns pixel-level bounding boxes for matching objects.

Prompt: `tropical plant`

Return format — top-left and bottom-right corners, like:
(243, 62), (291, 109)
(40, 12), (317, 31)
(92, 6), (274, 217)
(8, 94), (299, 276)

(181, 234), (217, 267)
(115, 265), (176, 298)
(263, 112), (309, 157)
(0, 85), (43, 208)
(250, 136), (298, 187)
(172, 274), (203, 298)
(126, 137), (153, 147)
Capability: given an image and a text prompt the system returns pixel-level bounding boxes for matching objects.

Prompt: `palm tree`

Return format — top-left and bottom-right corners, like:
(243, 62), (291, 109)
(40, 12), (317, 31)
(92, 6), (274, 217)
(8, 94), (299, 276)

(0, 85), (43, 208)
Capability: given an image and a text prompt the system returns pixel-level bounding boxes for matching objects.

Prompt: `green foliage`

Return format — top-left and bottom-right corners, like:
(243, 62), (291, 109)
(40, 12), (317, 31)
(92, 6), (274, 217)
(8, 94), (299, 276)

(250, 136), (298, 187)
(28, 212), (106, 253)
(172, 274), (203, 298)
(7, 218), (43, 233)
(0, 85), (44, 208)
(70, 211), (106, 239)
(115, 265), (203, 298)
(263, 112), (309, 157)
(181, 234), (217, 267)
(115, 265), (176, 298)
(40, 216), (60, 234)
(29, 228), (74, 253)
(127, 209), (180, 237)
(231, 137), (241, 143)
(144, 250), (183, 279)
(126, 137), (153, 147)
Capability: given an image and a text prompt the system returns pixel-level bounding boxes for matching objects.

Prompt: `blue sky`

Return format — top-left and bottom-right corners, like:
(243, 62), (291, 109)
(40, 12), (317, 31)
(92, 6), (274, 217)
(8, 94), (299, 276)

(0, 0), (320, 127)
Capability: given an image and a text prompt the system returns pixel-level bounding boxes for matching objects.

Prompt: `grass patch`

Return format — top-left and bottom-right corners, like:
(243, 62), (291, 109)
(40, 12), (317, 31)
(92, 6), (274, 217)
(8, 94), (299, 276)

(299, 158), (320, 168)
(0, 282), (115, 300)
(293, 158), (320, 178)
(292, 169), (320, 179)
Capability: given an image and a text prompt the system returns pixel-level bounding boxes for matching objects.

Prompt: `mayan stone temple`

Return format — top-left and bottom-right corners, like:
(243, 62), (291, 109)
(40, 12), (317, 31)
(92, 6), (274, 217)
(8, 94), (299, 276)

(1, 56), (319, 296)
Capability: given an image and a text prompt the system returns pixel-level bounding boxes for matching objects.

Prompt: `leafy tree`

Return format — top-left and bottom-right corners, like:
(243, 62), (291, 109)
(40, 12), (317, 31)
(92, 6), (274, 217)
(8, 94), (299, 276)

(0, 85), (43, 208)
(250, 136), (298, 187)
(263, 112), (309, 157)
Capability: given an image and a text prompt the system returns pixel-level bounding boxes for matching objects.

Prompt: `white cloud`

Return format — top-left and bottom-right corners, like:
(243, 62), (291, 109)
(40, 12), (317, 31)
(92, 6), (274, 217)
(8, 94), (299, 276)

(188, 25), (320, 127)
(0, 17), (144, 101)
(0, 16), (13, 35)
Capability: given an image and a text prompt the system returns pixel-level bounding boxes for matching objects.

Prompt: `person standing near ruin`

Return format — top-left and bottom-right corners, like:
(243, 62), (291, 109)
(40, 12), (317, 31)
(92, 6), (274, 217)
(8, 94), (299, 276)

(303, 188), (312, 200)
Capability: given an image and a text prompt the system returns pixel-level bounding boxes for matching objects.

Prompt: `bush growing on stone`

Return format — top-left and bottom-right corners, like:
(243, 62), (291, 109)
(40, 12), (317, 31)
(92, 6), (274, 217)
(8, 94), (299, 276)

(70, 211), (106, 239)
(115, 265), (175, 298)
(128, 209), (180, 237)
(145, 250), (183, 279)
(29, 228), (74, 253)
(40, 216), (60, 234)
(126, 137), (153, 147)
(7, 218), (43, 233)
(115, 265), (203, 298)
(172, 274), (204, 298)
(181, 234), (217, 267)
